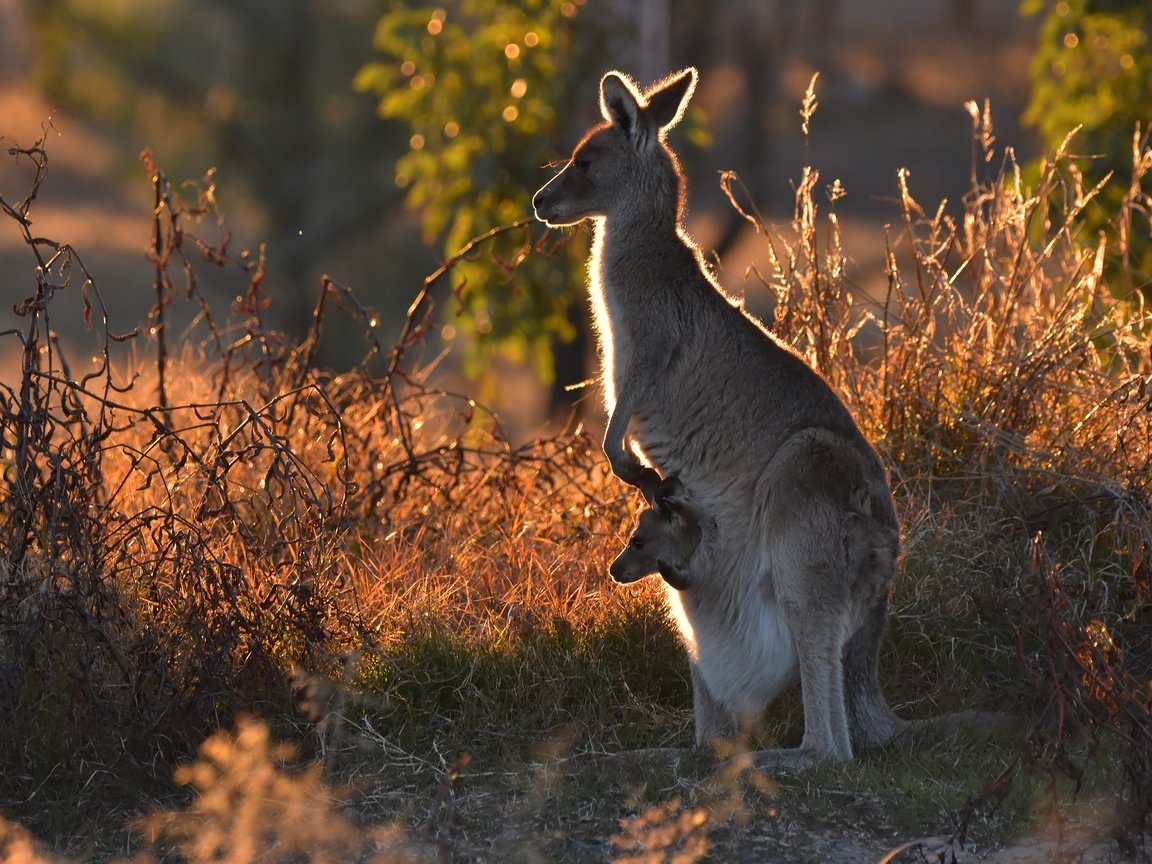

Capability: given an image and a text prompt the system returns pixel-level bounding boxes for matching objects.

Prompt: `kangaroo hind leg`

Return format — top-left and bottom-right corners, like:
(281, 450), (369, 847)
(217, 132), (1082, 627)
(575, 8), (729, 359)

(769, 516), (855, 763)
(756, 434), (872, 765)
(843, 513), (908, 748)
(690, 660), (737, 747)
(795, 608), (852, 761)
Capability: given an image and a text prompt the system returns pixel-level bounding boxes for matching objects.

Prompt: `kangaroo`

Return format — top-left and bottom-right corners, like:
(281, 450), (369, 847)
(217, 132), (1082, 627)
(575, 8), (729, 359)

(610, 476), (710, 591)
(532, 68), (907, 763)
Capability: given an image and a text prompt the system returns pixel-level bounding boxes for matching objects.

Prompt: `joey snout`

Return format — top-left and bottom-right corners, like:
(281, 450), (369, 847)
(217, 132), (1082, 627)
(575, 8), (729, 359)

(609, 547), (692, 591)
(609, 547), (651, 584)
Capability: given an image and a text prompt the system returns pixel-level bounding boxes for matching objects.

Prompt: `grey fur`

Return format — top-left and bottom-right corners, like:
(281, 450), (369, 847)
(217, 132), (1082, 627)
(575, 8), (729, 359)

(532, 68), (906, 763)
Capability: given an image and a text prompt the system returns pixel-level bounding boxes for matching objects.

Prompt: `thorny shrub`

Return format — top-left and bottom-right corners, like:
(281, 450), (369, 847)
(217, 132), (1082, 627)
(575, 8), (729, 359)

(0, 137), (634, 825)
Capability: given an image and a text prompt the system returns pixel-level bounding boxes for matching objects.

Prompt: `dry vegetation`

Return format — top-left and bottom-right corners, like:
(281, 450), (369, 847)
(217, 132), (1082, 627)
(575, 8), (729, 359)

(1, 107), (1150, 862)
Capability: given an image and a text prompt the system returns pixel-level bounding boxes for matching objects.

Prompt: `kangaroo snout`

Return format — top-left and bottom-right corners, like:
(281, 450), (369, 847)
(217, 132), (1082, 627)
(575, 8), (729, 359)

(531, 189), (555, 225)
(531, 182), (565, 227)
(609, 554), (643, 584)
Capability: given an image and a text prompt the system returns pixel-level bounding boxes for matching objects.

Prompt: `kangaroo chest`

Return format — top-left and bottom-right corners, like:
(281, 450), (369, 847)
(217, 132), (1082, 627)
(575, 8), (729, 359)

(589, 238), (632, 411)
(590, 226), (694, 411)
(665, 571), (799, 718)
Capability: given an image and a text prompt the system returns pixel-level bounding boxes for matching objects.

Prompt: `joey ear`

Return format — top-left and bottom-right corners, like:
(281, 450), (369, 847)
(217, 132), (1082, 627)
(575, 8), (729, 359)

(657, 558), (691, 591)
(663, 494), (691, 514)
(600, 71), (643, 141)
(653, 476), (686, 514)
(645, 67), (698, 133)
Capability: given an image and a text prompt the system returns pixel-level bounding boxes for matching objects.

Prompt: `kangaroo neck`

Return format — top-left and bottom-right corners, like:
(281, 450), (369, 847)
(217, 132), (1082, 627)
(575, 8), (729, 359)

(598, 206), (681, 248)
(592, 211), (687, 302)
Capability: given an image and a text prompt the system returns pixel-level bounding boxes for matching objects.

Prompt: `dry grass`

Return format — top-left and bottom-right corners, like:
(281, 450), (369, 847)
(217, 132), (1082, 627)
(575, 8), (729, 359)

(1, 104), (1150, 862)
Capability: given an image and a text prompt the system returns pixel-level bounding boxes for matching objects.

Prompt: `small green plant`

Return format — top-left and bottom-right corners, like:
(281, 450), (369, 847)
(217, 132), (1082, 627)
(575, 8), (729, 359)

(354, 0), (604, 382)
(1022, 0), (1152, 298)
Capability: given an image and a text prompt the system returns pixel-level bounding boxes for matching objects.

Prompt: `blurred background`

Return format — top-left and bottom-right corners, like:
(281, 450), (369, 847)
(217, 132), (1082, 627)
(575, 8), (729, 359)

(0, 0), (1144, 435)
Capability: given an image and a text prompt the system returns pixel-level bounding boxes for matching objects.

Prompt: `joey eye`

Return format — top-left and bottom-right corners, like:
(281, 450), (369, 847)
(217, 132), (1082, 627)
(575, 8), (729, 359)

(572, 157), (591, 172)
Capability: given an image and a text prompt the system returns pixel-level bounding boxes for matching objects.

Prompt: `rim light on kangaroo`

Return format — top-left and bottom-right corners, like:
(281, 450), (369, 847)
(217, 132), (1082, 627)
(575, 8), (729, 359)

(533, 67), (908, 766)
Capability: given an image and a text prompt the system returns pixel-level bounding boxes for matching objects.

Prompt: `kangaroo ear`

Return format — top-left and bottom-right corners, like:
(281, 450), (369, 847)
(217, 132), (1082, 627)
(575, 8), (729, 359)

(600, 71), (643, 141)
(645, 67), (697, 133)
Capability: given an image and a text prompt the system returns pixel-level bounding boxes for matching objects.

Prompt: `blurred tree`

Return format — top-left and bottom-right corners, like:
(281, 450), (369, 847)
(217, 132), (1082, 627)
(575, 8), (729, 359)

(0, 0), (31, 80)
(354, 0), (606, 389)
(1023, 0), (1152, 298)
(26, 0), (711, 399)
(355, 1), (712, 400)
(25, 0), (406, 333)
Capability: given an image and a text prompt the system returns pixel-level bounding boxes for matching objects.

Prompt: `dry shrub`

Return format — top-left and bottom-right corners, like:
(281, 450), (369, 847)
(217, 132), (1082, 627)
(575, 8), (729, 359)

(135, 717), (431, 864)
(733, 117), (1151, 519)
(0, 716), (723, 864)
(0, 718), (432, 864)
(0, 819), (62, 864)
(0, 139), (658, 836)
(609, 796), (711, 864)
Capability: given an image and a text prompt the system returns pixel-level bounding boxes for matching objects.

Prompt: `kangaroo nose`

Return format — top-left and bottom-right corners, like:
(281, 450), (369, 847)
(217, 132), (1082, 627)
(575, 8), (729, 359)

(531, 188), (549, 222)
(609, 558), (636, 584)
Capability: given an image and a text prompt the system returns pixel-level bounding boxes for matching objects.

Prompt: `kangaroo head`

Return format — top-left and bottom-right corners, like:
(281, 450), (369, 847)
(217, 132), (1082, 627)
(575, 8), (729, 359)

(532, 67), (697, 228)
(609, 476), (705, 591)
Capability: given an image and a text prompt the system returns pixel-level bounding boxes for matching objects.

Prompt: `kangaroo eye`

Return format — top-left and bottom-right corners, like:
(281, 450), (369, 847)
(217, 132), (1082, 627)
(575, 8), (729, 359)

(630, 537), (645, 551)
(572, 157), (591, 172)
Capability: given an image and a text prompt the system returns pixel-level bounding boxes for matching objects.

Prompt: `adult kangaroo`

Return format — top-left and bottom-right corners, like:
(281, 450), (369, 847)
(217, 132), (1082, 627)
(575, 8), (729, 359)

(532, 68), (906, 764)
